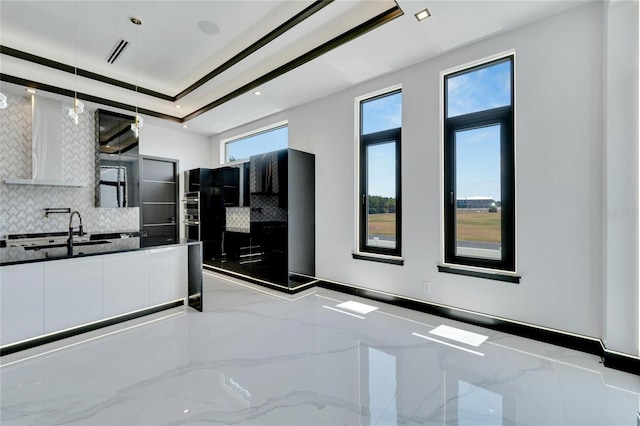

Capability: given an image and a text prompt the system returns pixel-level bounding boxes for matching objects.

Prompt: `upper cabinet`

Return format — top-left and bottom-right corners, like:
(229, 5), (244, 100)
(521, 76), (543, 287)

(95, 110), (140, 208)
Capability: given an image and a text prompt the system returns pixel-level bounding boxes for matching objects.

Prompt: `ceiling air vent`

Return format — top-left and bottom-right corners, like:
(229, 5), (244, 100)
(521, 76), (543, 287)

(106, 39), (129, 64)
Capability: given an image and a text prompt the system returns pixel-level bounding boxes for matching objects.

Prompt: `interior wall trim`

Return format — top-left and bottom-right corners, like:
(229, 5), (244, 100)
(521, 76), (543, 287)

(0, 45), (173, 101)
(0, 4), (403, 124)
(175, 0), (334, 100)
(317, 279), (639, 375)
(603, 350), (640, 375)
(0, 74), (182, 122)
(0, 1), (332, 103)
(203, 268), (639, 375)
(203, 264), (317, 294)
(181, 5), (404, 122)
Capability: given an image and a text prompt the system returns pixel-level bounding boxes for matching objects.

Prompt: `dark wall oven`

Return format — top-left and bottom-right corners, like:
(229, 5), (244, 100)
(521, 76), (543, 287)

(183, 191), (200, 241)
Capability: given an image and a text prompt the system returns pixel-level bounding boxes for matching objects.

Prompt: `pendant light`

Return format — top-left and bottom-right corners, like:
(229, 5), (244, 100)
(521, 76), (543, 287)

(67, 0), (84, 125)
(130, 16), (143, 138)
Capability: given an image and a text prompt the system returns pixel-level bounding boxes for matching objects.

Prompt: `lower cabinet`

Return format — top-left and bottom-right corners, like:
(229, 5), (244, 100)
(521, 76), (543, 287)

(0, 263), (44, 345)
(1, 245), (189, 348)
(103, 250), (149, 318)
(44, 257), (103, 334)
(148, 246), (187, 306)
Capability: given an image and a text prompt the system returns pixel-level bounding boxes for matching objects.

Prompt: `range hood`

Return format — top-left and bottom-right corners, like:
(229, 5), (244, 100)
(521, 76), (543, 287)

(5, 95), (85, 187)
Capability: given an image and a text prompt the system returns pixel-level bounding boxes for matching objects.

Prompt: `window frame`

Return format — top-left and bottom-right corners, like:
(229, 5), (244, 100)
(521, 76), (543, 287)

(357, 89), (402, 258)
(220, 120), (288, 164)
(443, 55), (516, 272)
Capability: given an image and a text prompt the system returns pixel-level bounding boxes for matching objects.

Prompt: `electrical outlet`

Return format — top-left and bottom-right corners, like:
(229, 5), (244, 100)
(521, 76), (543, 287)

(423, 280), (430, 293)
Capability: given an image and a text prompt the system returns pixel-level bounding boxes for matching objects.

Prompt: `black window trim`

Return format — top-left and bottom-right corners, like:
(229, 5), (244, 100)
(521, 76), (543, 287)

(358, 89), (402, 257)
(443, 55), (516, 272)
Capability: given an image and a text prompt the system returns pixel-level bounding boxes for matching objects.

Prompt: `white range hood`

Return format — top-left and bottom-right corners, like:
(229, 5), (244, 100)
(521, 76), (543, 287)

(5, 95), (85, 187)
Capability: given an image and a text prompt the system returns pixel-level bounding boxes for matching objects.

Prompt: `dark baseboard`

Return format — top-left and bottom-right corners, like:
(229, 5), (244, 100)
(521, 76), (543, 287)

(202, 264), (316, 295)
(203, 268), (638, 376)
(317, 280), (602, 355)
(603, 350), (640, 375)
(0, 300), (184, 357)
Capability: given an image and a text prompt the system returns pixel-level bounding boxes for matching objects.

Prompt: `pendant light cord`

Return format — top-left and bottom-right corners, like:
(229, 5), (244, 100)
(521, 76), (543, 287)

(74, 0), (78, 119)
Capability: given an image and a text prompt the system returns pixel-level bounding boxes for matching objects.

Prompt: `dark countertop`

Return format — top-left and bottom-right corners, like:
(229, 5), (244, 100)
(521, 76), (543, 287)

(0, 236), (201, 267)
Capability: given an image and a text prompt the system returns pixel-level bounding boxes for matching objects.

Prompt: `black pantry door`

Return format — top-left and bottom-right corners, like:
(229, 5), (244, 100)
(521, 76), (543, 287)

(140, 156), (179, 239)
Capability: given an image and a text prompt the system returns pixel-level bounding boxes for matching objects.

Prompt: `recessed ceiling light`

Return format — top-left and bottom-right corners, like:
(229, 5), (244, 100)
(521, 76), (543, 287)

(415, 8), (431, 22)
(254, 91), (262, 96)
(175, 104), (182, 109)
(26, 88), (37, 94)
(182, 124), (189, 128)
(130, 17), (142, 26)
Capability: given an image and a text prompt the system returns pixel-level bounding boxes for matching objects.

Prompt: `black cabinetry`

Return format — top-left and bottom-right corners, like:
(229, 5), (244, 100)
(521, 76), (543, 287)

(207, 148), (315, 289)
(140, 156), (179, 238)
(185, 167), (239, 260)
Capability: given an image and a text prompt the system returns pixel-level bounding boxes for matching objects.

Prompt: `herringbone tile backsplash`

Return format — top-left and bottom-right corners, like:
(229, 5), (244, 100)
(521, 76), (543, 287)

(0, 94), (139, 238)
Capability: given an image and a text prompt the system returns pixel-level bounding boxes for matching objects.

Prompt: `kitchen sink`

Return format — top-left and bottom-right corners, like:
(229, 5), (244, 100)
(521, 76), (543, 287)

(23, 240), (111, 251)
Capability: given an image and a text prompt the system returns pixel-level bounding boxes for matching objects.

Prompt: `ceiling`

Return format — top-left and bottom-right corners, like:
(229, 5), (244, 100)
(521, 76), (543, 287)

(0, 0), (590, 136)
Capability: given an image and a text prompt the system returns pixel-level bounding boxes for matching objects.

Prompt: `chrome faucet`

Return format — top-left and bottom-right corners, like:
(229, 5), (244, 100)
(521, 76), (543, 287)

(67, 210), (84, 251)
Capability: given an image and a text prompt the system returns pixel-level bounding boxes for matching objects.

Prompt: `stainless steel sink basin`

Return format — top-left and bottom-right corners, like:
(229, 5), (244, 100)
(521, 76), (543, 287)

(23, 240), (111, 251)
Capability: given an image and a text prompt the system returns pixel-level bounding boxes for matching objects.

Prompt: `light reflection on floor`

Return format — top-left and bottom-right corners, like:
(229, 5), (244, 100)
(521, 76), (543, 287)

(1, 271), (639, 425)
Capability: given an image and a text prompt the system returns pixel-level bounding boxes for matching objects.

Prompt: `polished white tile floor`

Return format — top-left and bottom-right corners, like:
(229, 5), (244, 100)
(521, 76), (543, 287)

(1, 271), (639, 425)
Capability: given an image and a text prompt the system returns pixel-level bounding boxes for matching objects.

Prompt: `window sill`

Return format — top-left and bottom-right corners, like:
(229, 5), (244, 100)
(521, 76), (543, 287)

(437, 264), (520, 284)
(352, 253), (404, 266)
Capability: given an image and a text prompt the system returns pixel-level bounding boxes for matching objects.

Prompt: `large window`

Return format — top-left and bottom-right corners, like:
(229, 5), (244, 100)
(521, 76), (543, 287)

(444, 56), (515, 271)
(222, 123), (288, 163)
(359, 89), (402, 257)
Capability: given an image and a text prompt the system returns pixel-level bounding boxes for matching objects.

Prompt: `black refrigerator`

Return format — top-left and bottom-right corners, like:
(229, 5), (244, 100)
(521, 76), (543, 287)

(184, 167), (239, 260)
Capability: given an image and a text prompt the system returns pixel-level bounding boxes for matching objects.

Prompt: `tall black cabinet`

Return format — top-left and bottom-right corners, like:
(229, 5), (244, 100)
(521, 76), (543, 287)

(185, 167), (239, 260)
(207, 148), (315, 289)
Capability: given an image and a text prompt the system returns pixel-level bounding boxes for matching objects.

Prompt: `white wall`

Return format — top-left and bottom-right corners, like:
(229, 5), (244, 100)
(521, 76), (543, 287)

(603, 0), (639, 355)
(211, 3), (638, 356)
(139, 123), (211, 238)
(140, 124), (211, 174)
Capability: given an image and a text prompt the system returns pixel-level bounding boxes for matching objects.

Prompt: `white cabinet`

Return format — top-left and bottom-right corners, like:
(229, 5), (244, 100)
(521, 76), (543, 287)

(2, 243), (190, 349)
(103, 250), (149, 318)
(44, 257), (103, 334)
(148, 246), (187, 306)
(0, 263), (45, 345)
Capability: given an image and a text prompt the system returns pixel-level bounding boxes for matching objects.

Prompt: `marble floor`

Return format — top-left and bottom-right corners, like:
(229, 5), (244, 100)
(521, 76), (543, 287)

(1, 272), (639, 426)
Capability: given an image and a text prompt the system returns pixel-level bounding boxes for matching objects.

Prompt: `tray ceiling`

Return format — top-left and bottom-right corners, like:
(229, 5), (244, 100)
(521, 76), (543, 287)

(0, 0), (590, 136)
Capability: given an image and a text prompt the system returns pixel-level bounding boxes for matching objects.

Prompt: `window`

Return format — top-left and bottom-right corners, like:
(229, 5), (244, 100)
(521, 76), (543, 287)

(444, 56), (515, 271)
(222, 123), (287, 163)
(358, 89), (402, 257)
